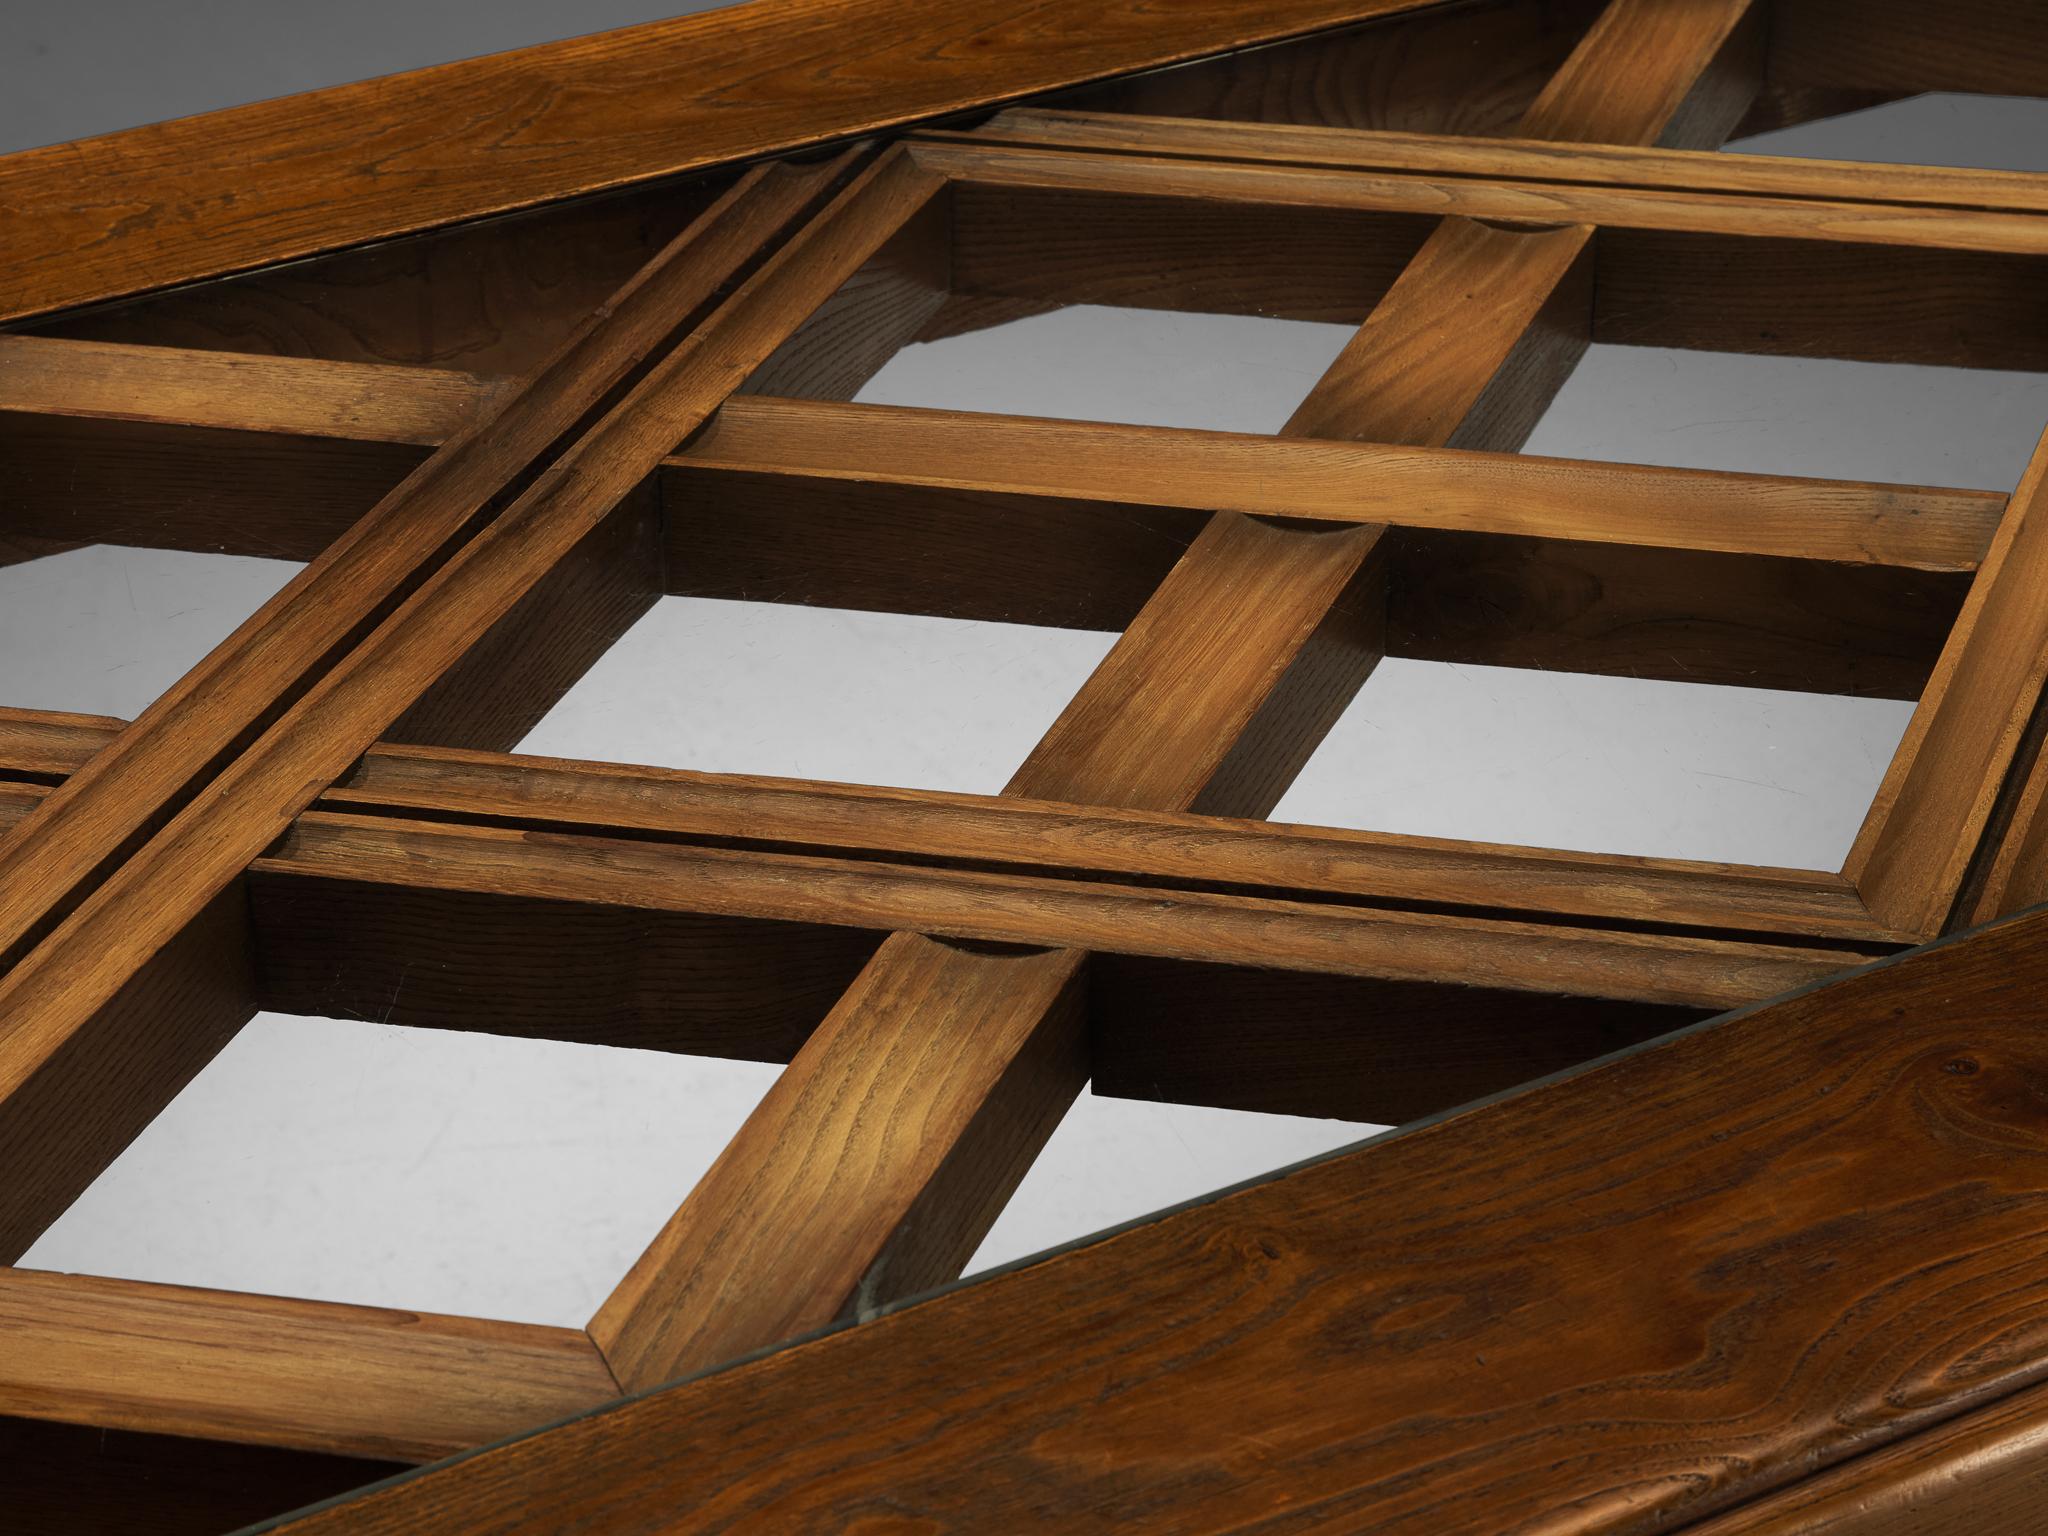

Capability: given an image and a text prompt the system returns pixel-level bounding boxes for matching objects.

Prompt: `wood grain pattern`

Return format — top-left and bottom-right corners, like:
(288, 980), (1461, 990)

(0, 1269), (619, 1463)
(26, 180), (724, 375)
(0, 708), (1887, 940)
(1850, 424), (2048, 934)
(258, 904), (2048, 1536)
(0, 151), (913, 1259)
(254, 812), (1861, 1008)
(1592, 230), (2048, 372)
(1090, 956), (1701, 1124)
(685, 397), (2003, 569)
(1680, 1377), (2048, 1534)
(585, 0), (1772, 1400)
(1767, 0), (2048, 97)
(913, 138), (2048, 257)
(0, 334), (499, 444)
(1048, 0), (1600, 139)
(964, 107), (2048, 216)
(0, 885), (255, 1263)
(590, 932), (1086, 1390)
(0, 0), (1441, 323)
(0, 159), (842, 976)
(1388, 530), (1967, 700)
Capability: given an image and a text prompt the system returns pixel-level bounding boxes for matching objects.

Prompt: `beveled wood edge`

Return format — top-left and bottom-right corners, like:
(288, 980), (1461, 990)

(0, 1266), (621, 1464)
(0, 706), (1887, 942)
(0, 772), (1871, 1009)
(905, 137), (2048, 256)
(947, 106), (2048, 216)
(260, 810), (1870, 1008)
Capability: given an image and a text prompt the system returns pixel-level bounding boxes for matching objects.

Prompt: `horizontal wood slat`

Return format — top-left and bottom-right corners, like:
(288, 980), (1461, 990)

(255, 811), (1866, 1008)
(11, 338), (1995, 575)
(683, 398), (2003, 570)
(909, 139), (2048, 255)
(0, 710), (1888, 941)
(0, 1269), (618, 1463)
(957, 108), (2048, 216)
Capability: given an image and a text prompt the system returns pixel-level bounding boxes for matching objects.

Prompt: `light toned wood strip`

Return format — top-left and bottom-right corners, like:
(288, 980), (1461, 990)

(909, 139), (2048, 257)
(1848, 424), (2048, 935)
(0, 708), (1881, 940)
(0, 157), (844, 976)
(1009, 512), (1387, 814)
(0, 709), (1880, 940)
(0, 0), (1440, 324)
(259, 813), (1861, 1008)
(685, 398), (2000, 571)
(333, 747), (1880, 939)
(591, 933), (1087, 1388)
(0, 150), (932, 1263)
(1517, 0), (1758, 147)
(958, 108), (2048, 216)
(0, 1268), (619, 1464)
(0, 335), (502, 444)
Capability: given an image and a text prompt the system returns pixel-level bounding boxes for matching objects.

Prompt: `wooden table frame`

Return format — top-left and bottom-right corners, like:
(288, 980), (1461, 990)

(5, 0), (2048, 1530)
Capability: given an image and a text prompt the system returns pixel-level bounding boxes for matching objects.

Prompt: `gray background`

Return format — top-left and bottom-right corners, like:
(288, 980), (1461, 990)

(5, 10), (2048, 1327)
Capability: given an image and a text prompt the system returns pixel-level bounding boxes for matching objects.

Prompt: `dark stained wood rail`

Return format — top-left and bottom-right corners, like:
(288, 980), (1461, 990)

(252, 903), (2048, 1535)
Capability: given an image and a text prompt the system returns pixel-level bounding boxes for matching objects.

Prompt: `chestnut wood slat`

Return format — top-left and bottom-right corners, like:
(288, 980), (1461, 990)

(684, 398), (2004, 570)
(0, 335), (503, 444)
(1849, 424), (2048, 935)
(256, 902), (2048, 1536)
(585, 0), (1766, 1396)
(255, 812), (1861, 1008)
(0, 709), (1887, 941)
(0, 149), (926, 1265)
(0, 1269), (619, 1464)
(0, 159), (843, 977)
(959, 107), (2048, 215)
(910, 138), (2048, 256)
(0, 0), (1445, 325)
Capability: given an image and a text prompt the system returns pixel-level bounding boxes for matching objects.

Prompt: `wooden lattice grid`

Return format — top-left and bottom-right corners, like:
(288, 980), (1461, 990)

(5, 0), (2048, 1528)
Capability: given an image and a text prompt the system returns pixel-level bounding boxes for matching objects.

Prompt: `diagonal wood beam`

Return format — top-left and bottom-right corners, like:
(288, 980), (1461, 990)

(256, 901), (2048, 1536)
(0, 148), (934, 1266)
(0, 159), (847, 975)
(1847, 422), (2048, 934)
(0, 1269), (618, 1464)
(589, 0), (1767, 1393)
(0, 0), (1447, 325)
